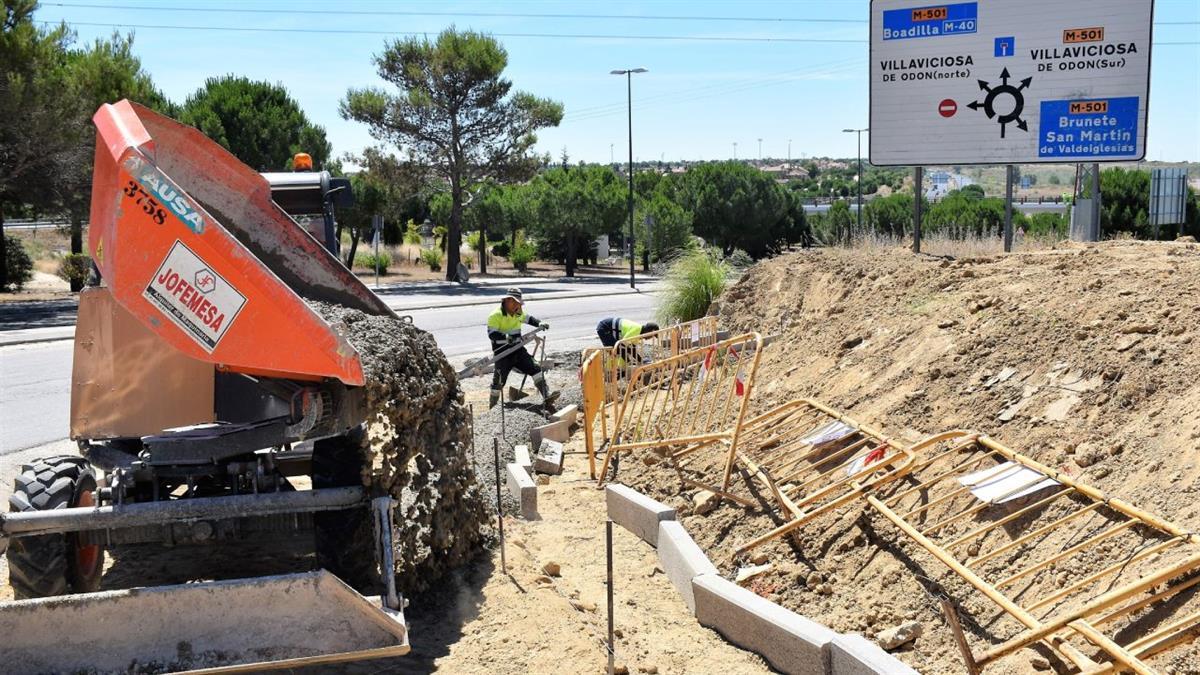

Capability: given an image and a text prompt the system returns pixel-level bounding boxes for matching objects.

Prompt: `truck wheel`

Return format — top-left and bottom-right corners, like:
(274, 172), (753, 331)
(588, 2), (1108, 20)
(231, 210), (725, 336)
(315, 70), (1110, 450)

(312, 428), (378, 593)
(6, 456), (105, 599)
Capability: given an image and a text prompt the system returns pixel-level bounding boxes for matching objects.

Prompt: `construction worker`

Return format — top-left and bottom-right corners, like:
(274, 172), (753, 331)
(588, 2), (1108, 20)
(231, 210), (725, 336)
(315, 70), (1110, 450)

(597, 317), (660, 370)
(487, 288), (560, 409)
(596, 317), (660, 348)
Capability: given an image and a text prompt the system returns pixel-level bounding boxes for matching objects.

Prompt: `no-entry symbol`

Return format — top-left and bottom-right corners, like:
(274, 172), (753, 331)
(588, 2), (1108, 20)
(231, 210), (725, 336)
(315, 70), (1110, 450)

(939, 99), (958, 117)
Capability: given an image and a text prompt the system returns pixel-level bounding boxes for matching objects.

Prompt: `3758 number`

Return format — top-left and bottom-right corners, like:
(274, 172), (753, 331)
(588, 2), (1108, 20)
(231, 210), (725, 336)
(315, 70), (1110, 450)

(123, 179), (166, 225)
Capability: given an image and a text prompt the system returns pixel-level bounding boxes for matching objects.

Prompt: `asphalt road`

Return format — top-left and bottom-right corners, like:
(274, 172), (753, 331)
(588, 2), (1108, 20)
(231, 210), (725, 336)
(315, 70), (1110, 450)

(0, 289), (657, 454)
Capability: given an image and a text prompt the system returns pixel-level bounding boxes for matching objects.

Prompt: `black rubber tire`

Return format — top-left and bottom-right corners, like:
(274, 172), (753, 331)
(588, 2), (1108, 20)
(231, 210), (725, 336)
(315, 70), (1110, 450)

(6, 456), (104, 599)
(312, 428), (378, 593)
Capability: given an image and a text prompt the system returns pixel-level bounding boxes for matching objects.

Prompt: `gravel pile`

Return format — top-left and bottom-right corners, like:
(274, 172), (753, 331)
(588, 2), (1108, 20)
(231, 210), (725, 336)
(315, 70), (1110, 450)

(310, 302), (488, 593)
(463, 351), (583, 513)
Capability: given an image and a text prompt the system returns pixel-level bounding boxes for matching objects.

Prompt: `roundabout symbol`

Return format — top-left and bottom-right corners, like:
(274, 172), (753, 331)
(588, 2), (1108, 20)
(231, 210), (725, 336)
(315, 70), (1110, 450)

(967, 68), (1032, 138)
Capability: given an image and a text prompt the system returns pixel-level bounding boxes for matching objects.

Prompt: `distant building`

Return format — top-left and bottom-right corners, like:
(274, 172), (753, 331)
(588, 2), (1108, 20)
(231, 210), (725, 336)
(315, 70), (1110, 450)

(760, 163), (810, 181)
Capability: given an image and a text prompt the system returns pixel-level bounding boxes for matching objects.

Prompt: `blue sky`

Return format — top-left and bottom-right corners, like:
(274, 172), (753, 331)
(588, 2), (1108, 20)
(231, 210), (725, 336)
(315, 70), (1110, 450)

(33, 0), (1200, 164)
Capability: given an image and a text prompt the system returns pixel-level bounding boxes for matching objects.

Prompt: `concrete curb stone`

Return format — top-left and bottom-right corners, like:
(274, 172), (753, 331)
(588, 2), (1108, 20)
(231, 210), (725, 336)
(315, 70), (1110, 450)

(530, 418), (572, 452)
(658, 521), (718, 613)
(534, 440), (564, 475)
(831, 634), (919, 675)
(505, 462), (537, 520)
(605, 484), (675, 547)
(693, 573), (835, 675)
(604, 484), (917, 675)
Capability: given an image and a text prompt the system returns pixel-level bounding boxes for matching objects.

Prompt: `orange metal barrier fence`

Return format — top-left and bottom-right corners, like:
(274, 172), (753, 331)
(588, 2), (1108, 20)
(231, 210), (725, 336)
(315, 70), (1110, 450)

(597, 333), (762, 487)
(866, 433), (1200, 673)
(579, 317), (722, 478)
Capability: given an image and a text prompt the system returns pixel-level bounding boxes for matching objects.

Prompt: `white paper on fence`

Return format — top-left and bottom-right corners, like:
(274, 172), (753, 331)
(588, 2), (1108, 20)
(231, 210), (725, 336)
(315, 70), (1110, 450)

(799, 420), (855, 447)
(958, 461), (1060, 505)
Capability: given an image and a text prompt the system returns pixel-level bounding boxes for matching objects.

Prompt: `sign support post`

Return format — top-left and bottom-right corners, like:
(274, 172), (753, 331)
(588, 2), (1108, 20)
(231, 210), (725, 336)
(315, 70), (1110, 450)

(1004, 165), (1015, 252)
(913, 166), (924, 253)
(1090, 163), (1102, 242)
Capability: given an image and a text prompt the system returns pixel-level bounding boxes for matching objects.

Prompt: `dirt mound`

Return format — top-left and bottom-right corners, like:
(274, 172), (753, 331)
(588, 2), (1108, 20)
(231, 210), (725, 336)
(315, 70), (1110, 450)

(618, 241), (1200, 673)
(312, 302), (488, 593)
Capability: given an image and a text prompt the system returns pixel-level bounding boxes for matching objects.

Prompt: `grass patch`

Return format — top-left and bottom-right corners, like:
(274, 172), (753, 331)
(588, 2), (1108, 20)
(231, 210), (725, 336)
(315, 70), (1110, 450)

(657, 249), (731, 323)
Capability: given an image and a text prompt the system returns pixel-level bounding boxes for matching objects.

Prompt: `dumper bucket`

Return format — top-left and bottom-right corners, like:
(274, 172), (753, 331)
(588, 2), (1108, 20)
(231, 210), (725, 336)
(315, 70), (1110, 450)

(0, 570), (409, 673)
(87, 100), (394, 385)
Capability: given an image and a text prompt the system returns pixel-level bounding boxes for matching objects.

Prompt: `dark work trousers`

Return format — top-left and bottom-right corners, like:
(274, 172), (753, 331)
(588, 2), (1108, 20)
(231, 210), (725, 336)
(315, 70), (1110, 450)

(492, 345), (541, 390)
(597, 317), (621, 347)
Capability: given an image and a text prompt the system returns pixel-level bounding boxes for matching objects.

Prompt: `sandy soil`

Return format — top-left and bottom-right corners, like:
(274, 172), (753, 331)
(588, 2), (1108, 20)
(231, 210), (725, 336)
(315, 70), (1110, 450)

(1, 371), (768, 673)
(614, 240), (1200, 674)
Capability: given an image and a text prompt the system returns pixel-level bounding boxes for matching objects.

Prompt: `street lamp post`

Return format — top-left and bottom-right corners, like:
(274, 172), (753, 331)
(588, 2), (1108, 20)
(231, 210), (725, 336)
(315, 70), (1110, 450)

(788, 139), (792, 164)
(732, 142), (737, 160)
(842, 128), (869, 233)
(757, 138), (763, 164)
(612, 67), (647, 290)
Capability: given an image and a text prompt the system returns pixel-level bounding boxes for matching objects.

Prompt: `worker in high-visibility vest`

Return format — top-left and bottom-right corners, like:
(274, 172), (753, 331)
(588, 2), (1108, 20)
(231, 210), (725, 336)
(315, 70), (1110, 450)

(487, 288), (559, 409)
(596, 317), (660, 369)
(596, 317), (660, 347)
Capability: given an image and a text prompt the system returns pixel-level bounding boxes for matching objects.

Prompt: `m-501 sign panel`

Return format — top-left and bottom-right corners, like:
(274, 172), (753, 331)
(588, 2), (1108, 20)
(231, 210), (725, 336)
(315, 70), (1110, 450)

(869, 0), (1153, 166)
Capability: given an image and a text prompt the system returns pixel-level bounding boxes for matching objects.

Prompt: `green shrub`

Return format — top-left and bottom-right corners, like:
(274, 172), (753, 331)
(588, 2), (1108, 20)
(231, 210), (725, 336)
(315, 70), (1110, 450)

(657, 249), (730, 323)
(3, 235), (33, 291)
(465, 231), (483, 251)
(58, 253), (92, 288)
(403, 220), (422, 245)
(354, 250), (391, 274)
(491, 240), (511, 258)
(724, 248), (753, 269)
(462, 253), (476, 269)
(508, 241), (536, 271)
(420, 247), (444, 272)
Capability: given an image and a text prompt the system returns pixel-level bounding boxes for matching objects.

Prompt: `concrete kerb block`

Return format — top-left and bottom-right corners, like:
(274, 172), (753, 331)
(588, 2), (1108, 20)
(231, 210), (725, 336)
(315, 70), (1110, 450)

(550, 404), (579, 428)
(534, 440), (564, 475)
(693, 574), (836, 675)
(513, 444), (533, 476)
(605, 484), (676, 547)
(831, 634), (918, 675)
(505, 463), (537, 520)
(658, 521), (717, 613)
(530, 418), (572, 452)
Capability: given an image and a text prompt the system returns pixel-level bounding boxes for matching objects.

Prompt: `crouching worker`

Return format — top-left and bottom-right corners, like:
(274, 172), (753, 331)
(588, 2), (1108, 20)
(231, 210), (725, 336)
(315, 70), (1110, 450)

(596, 317), (660, 348)
(487, 288), (560, 409)
(596, 317), (660, 372)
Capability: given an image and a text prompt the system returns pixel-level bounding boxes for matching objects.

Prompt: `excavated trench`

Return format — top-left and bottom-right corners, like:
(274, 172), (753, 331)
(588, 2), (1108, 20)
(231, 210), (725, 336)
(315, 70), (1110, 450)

(311, 302), (489, 594)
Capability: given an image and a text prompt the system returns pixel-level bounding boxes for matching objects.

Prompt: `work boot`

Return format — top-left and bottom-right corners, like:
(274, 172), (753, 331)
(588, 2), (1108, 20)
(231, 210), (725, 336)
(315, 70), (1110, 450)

(489, 388), (502, 409)
(534, 374), (561, 410)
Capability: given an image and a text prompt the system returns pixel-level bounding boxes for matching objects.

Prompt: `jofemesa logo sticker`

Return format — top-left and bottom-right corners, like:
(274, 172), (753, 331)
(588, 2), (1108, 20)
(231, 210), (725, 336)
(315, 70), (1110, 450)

(144, 241), (246, 352)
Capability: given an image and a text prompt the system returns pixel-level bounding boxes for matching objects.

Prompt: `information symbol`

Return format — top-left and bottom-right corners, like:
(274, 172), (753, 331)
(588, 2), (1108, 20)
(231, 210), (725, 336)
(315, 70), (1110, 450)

(968, 68), (1032, 138)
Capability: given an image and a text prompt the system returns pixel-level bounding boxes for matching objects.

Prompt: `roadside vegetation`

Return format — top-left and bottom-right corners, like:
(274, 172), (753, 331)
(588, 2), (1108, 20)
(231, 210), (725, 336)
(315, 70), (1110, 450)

(657, 249), (732, 323)
(1, 6), (1195, 291)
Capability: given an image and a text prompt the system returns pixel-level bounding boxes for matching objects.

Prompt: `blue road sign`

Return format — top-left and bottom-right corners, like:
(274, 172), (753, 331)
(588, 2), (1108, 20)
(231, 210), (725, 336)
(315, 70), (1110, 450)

(1038, 97), (1139, 159)
(994, 36), (1015, 57)
(882, 3), (979, 40)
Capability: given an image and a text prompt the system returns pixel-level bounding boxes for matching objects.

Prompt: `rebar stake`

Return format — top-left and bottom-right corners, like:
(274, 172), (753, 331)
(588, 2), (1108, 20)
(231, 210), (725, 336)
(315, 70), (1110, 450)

(606, 519), (615, 675)
(493, 437), (506, 573)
